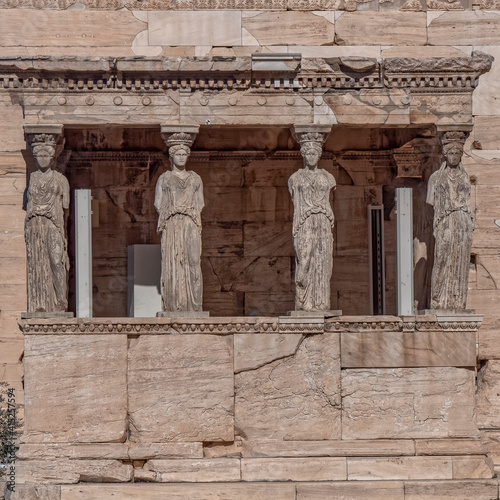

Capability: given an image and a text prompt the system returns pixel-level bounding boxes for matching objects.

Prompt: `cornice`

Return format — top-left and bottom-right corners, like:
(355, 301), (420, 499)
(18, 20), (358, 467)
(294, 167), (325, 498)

(0, 53), (492, 93)
(19, 314), (483, 335)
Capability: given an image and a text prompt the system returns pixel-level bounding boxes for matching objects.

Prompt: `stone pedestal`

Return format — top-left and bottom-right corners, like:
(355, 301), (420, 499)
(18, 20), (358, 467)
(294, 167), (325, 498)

(156, 311), (210, 318)
(21, 312), (74, 319)
(288, 310), (342, 317)
(14, 314), (490, 498)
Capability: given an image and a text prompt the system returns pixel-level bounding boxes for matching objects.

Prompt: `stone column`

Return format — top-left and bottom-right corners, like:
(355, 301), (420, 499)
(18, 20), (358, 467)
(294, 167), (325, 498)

(426, 126), (474, 312)
(288, 125), (340, 317)
(155, 125), (209, 318)
(22, 124), (73, 318)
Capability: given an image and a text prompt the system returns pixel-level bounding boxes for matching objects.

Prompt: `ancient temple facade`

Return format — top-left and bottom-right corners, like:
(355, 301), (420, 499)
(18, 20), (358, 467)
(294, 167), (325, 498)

(2, 4), (500, 500)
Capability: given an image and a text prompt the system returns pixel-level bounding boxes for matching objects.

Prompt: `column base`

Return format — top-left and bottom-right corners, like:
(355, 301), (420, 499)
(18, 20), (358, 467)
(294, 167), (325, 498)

(418, 309), (476, 315)
(156, 311), (210, 318)
(287, 310), (342, 317)
(21, 311), (74, 319)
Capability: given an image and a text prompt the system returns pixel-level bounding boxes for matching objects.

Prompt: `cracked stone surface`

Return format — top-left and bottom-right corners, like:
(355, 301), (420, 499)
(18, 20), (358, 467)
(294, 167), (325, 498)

(234, 333), (304, 373)
(235, 333), (341, 441)
(128, 334), (234, 442)
(342, 367), (479, 439)
(476, 360), (500, 429)
(23, 335), (128, 443)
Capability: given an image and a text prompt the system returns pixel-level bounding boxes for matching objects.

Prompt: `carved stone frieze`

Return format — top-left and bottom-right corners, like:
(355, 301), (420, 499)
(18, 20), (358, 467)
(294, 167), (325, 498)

(384, 51), (494, 90)
(18, 315), (483, 335)
(0, 54), (492, 95)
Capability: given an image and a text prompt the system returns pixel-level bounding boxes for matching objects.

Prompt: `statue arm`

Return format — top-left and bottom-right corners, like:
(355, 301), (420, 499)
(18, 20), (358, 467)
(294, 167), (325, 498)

(426, 172), (436, 207)
(194, 175), (204, 213)
(62, 176), (70, 211)
(288, 174), (294, 197)
(154, 176), (163, 214)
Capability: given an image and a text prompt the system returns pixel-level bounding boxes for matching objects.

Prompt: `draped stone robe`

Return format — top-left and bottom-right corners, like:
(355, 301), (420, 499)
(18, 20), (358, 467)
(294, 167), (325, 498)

(427, 162), (474, 310)
(24, 169), (70, 313)
(288, 168), (336, 311)
(155, 170), (204, 312)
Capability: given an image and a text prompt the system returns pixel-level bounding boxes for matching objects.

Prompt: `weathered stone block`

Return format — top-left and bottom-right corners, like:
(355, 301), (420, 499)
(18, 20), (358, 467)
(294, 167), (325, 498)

(149, 11), (241, 46)
(23, 335), (127, 443)
(235, 333), (341, 441)
(0, 11), (144, 47)
(244, 293), (295, 316)
(234, 333), (304, 373)
(415, 439), (487, 456)
(241, 457), (346, 481)
(473, 47), (500, 116)
(296, 481), (404, 500)
(242, 439), (415, 457)
(347, 456), (453, 480)
(5, 484), (61, 500)
(144, 458), (241, 482)
(452, 456), (494, 479)
(404, 479), (499, 499)
(242, 11), (334, 46)
(128, 335), (234, 442)
(342, 368), (478, 439)
(17, 444), (129, 460)
(128, 443), (203, 460)
(204, 439), (243, 459)
(15, 460), (132, 484)
(243, 222), (294, 257)
(428, 12), (500, 45)
(341, 330), (476, 367)
(335, 12), (426, 45)
(60, 483), (297, 499)
(477, 360), (500, 429)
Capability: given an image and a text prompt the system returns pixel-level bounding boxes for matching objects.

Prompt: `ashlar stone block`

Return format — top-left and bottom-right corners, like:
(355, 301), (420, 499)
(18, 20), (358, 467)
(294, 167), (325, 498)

(342, 367), (478, 439)
(128, 335), (234, 442)
(23, 335), (127, 443)
(235, 333), (341, 441)
(476, 360), (500, 429)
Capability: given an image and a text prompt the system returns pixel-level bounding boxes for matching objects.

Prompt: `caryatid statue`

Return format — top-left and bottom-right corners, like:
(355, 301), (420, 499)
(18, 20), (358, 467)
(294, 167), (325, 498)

(289, 126), (336, 312)
(427, 130), (474, 310)
(24, 129), (70, 314)
(155, 126), (205, 314)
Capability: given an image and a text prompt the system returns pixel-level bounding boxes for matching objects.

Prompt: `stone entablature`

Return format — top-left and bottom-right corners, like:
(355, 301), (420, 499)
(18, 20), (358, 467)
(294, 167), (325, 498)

(0, 53), (491, 92)
(0, 53), (490, 128)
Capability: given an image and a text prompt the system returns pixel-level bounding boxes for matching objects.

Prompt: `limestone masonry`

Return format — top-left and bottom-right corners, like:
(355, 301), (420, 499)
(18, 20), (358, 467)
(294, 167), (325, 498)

(2, 3), (500, 500)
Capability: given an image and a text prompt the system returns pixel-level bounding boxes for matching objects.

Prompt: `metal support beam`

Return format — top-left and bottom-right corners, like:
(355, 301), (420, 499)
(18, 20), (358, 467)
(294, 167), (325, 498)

(75, 189), (92, 318)
(396, 188), (414, 316)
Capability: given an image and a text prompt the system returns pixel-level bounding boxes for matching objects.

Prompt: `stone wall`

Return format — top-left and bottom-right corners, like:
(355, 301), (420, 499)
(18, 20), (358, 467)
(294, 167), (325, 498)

(2, 2), (500, 497)
(10, 314), (497, 499)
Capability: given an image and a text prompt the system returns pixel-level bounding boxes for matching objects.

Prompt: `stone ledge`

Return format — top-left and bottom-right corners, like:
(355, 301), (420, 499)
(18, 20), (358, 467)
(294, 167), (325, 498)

(18, 313), (483, 335)
(0, 53), (492, 92)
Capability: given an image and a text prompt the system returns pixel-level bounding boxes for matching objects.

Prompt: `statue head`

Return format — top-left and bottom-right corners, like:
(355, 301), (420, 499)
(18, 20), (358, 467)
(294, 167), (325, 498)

(30, 133), (57, 172)
(300, 141), (323, 170)
(32, 144), (56, 171)
(442, 131), (467, 169)
(169, 143), (190, 171)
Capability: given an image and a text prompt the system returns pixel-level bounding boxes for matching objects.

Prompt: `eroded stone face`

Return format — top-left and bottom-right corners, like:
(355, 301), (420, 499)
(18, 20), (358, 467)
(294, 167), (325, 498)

(342, 367), (479, 439)
(128, 334), (234, 442)
(235, 333), (341, 441)
(23, 335), (127, 443)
